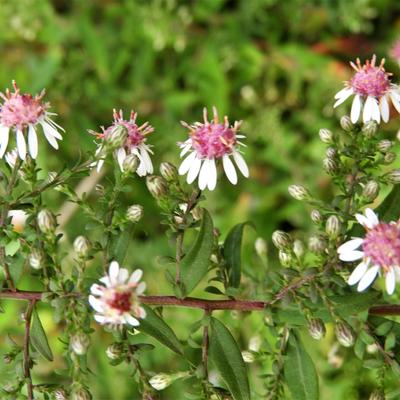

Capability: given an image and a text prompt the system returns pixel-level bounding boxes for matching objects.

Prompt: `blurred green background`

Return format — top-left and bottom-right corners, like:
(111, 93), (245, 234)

(1, 0), (400, 399)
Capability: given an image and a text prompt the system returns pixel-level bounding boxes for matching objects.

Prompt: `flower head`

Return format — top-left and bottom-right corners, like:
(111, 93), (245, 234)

(333, 55), (400, 124)
(337, 208), (400, 294)
(178, 107), (249, 191)
(89, 261), (146, 328)
(93, 109), (154, 176)
(0, 81), (64, 160)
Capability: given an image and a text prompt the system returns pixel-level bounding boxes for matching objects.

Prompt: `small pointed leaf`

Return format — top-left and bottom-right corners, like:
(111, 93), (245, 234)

(31, 308), (53, 361)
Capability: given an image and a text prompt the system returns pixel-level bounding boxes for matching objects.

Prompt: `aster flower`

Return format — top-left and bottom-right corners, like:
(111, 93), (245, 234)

(337, 208), (400, 295)
(333, 55), (400, 124)
(89, 261), (146, 328)
(93, 109), (154, 176)
(178, 107), (249, 191)
(0, 81), (64, 160)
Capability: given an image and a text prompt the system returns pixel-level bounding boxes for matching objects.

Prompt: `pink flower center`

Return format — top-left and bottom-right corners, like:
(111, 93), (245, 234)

(362, 223), (400, 269)
(108, 291), (132, 313)
(191, 123), (237, 159)
(0, 93), (46, 129)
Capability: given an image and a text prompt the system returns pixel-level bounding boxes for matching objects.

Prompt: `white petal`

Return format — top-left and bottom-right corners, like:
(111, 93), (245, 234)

(136, 281), (146, 295)
(198, 159), (210, 190)
(337, 238), (364, 254)
(371, 97), (381, 123)
(16, 130), (26, 160)
(351, 95), (362, 123)
(129, 269), (143, 284)
(42, 120), (63, 139)
(116, 147), (126, 170)
(139, 145), (153, 174)
(386, 267), (396, 295)
(96, 159), (104, 172)
(207, 158), (217, 191)
(137, 306), (146, 318)
(232, 151), (249, 178)
(363, 96), (378, 123)
(109, 261), (120, 284)
(118, 267), (129, 284)
(0, 126), (9, 158)
(357, 265), (380, 292)
(28, 125), (38, 159)
(348, 261), (368, 285)
(178, 151), (196, 175)
(94, 314), (106, 324)
(88, 295), (104, 313)
(333, 88), (353, 108)
(126, 315), (140, 326)
(355, 213), (374, 229)
(187, 156), (202, 184)
(41, 122), (59, 149)
(90, 284), (104, 296)
(365, 208), (379, 227)
(339, 250), (364, 262)
(222, 155), (238, 184)
(389, 91), (400, 113)
(380, 95), (390, 123)
(99, 276), (111, 286)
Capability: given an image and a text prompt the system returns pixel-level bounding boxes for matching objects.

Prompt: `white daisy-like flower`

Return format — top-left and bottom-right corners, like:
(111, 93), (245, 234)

(333, 55), (400, 124)
(178, 107), (249, 191)
(92, 109), (154, 176)
(337, 208), (400, 295)
(0, 81), (64, 160)
(89, 261), (146, 328)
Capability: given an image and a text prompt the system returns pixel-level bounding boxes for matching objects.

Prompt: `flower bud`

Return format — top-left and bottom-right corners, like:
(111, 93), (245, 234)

(362, 120), (378, 138)
(272, 230), (292, 250)
(105, 124), (128, 150)
(160, 162), (178, 182)
(70, 387), (91, 400)
(122, 154), (139, 173)
(149, 373), (173, 391)
(308, 318), (326, 340)
(73, 236), (91, 259)
(54, 389), (68, 400)
(340, 116), (354, 132)
(106, 343), (124, 360)
(369, 391), (384, 400)
(387, 169), (400, 184)
(146, 175), (168, 199)
(288, 184), (311, 201)
(278, 250), (291, 267)
(29, 249), (43, 270)
(362, 180), (379, 201)
(377, 139), (393, 153)
(47, 171), (58, 184)
(325, 147), (337, 159)
(383, 151), (396, 164)
(293, 239), (304, 258)
(126, 205), (143, 223)
(95, 184), (105, 196)
(310, 209), (322, 224)
(323, 157), (338, 175)
(319, 128), (334, 144)
(254, 237), (267, 259)
(37, 209), (56, 234)
(325, 215), (341, 239)
(308, 235), (327, 254)
(71, 332), (90, 355)
(241, 350), (256, 363)
(335, 321), (355, 347)
(3, 354), (12, 364)
(249, 335), (262, 352)
(191, 206), (203, 221)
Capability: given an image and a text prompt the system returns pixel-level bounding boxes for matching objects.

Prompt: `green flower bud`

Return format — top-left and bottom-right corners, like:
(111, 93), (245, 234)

(278, 250), (291, 267)
(272, 230), (292, 250)
(386, 169), (400, 184)
(241, 350), (256, 363)
(310, 209), (322, 224)
(335, 321), (355, 347)
(71, 332), (90, 355)
(362, 180), (379, 201)
(105, 124), (128, 150)
(325, 215), (341, 239)
(383, 151), (396, 164)
(146, 175), (168, 199)
(254, 237), (267, 259)
(308, 318), (326, 340)
(29, 249), (43, 270)
(377, 139), (393, 153)
(323, 157), (338, 175)
(122, 154), (139, 173)
(149, 372), (189, 391)
(326, 147), (337, 159)
(47, 171), (58, 184)
(159, 162), (178, 182)
(319, 128), (334, 144)
(70, 387), (91, 400)
(340, 116), (354, 132)
(308, 235), (327, 254)
(106, 343), (124, 360)
(362, 120), (378, 138)
(288, 184), (311, 201)
(37, 209), (56, 234)
(126, 204), (143, 223)
(73, 236), (91, 259)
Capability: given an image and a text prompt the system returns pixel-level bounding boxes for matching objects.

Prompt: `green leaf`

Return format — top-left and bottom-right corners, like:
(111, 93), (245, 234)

(284, 332), (319, 400)
(110, 226), (134, 265)
(376, 185), (400, 222)
(209, 317), (250, 400)
(31, 308), (53, 361)
(179, 209), (214, 297)
(5, 240), (20, 256)
(223, 222), (252, 288)
(137, 306), (184, 355)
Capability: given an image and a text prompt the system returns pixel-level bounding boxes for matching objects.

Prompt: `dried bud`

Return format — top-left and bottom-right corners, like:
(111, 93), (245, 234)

(160, 162), (178, 182)
(325, 147), (337, 159)
(241, 350), (256, 363)
(71, 332), (90, 355)
(383, 151), (396, 164)
(29, 249), (43, 270)
(146, 175), (168, 199)
(278, 250), (291, 267)
(362, 120), (378, 137)
(37, 209), (56, 234)
(335, 321), (355, 347)
(272, 230), (292, 250)
(73, 236), (91, 259)
(70, 387), (91, 400)
(308, 235), (327, 254)
(310, 209), (322, 224)
(54, 389), (68, 400)
(106, 343), (124, 360)
(377, 139), (393, 153)
(126, 204), (143, 223)
(325, 215), (341, 239)
(288, 184), (311, 201)
(369, 391), (384, 400)
(254, 237), (267, 258)
(105, 124), (128, 150)
(340, 115), (354, 132)
(319, 128), (334, 144)
(122, 154), (139, 173)
(386, 169), (400, 184)
(362, 180), (379, 201)
(308, 318), (326, 340)
(323, 157), (338, 175)
(293, 239), (304, 258)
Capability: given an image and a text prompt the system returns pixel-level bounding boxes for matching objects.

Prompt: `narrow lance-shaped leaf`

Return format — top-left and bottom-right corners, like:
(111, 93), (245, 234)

(223, 222), (252, 288)
(110, 225), (134, 265)
(31, 307), (54, 361)
(179, 209), (214, 297)
(283, 331), (319, 400)
(137, 305), (184, 355)
(376, 184), (400, 222)
(210, 317), (250, 400)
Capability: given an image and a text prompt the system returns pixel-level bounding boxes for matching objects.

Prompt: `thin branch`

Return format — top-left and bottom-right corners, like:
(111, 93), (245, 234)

(23, 300), (36, 400)
(202, 310), (211, 380)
